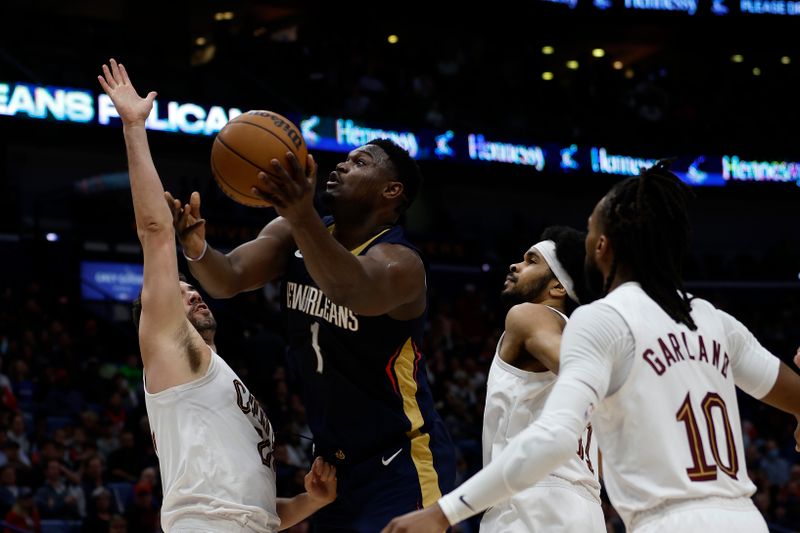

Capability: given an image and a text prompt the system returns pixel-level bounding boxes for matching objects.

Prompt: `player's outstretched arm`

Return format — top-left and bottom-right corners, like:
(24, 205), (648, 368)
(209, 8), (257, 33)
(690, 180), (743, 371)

(761, 362), (800, 452)
(98, 60), (188, 371)
(276, 457), (337, 530)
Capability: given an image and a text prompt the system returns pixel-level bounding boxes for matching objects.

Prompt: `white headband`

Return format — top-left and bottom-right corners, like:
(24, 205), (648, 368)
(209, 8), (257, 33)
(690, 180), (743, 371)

(531, 240), (579, 304)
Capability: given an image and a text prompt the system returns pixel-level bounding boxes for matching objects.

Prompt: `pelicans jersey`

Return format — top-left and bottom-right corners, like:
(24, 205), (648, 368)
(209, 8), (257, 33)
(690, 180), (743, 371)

(594, 283), (770, 530)
(144, 350), (279, 533)
(282, 218), (455, 532)
(480, 307), (603, 533)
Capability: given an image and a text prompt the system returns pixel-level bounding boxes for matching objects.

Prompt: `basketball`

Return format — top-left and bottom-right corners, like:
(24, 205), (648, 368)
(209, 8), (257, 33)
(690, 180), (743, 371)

(211, 110), (308, 208)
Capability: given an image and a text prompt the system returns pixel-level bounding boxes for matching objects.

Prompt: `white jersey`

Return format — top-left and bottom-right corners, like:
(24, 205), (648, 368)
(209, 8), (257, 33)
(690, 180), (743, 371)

(144, 351), (280, 533)
(593, 284), (759, 526)
(438, 282), (779, 530)
(480, 307), (601, 532)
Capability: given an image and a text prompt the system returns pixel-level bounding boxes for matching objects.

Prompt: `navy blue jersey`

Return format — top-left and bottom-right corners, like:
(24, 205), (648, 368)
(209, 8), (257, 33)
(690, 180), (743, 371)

(281, 217), (454, 509)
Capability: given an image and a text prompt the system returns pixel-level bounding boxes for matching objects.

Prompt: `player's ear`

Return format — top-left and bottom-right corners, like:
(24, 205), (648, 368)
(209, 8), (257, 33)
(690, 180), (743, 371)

(383, 181), (404, 201)
(549, 280), (567, 299)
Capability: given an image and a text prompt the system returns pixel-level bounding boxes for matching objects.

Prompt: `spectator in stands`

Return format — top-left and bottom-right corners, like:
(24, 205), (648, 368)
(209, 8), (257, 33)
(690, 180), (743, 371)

(0, 465), (18, 516)
(3, 487), (40, 533)
(34, 459), (83, 519)
(82, 486), (113, 533)
(124, 481), (158, 533)
(107, 431), (138, 483)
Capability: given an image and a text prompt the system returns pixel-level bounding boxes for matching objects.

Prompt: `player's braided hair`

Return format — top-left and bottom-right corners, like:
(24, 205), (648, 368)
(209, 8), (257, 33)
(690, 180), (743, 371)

(600, 160), (697, 330)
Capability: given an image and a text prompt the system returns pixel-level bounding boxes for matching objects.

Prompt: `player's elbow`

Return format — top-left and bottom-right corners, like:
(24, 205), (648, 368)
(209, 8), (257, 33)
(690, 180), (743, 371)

(137, 221), (173, 240)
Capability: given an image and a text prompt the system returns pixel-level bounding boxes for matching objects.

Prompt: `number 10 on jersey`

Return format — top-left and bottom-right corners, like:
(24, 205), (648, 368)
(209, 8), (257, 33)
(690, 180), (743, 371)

(676, 391), (739, 482)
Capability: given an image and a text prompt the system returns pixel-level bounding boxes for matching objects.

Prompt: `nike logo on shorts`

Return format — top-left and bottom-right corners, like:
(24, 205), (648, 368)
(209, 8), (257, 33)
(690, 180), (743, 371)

(294, 249), (303, 258)
(381, 448), (403, 466)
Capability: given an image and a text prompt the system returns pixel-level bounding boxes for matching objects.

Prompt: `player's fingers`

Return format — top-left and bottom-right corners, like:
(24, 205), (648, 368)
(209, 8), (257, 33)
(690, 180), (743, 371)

(97, 75), (112, 95)
(251, 186), (283, 208)
(118, 63), (130, 84)
(190, 191), (202, 216)
(306, 154), (317, 180)
(260, 172), (292, 198)
(269, 158), (293, 181)
(101, 64), (116, 88)
(109, 58), (122, 84)
(286, 152), (305, 185)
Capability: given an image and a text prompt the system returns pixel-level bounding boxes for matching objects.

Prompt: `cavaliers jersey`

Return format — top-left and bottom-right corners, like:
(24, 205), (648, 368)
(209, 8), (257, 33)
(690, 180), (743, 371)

(593, 283), (760, 525)
(480, 307), (602, 532)
(282, 218), (453, 506)
(144, 350), (279, 533)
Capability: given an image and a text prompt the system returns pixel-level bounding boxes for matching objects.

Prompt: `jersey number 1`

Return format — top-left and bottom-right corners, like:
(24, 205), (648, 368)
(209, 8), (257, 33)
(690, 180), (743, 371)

(310, 322), (323, 374)
(676, 391), (739, 482)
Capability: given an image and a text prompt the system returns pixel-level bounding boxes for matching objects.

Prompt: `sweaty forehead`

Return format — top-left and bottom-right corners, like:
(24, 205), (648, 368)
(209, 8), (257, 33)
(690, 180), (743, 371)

(352, 144), (388, 163)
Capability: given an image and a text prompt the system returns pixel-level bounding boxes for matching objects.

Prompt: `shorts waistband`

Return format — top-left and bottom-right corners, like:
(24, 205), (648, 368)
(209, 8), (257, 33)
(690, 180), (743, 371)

(629, 496), (757, 531)
(169, 515), (274, 533)
(535, 474), (602, 504)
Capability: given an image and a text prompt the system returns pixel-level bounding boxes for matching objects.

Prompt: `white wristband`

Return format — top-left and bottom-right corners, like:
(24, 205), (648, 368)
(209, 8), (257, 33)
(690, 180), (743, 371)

(183, 240), (208, 262)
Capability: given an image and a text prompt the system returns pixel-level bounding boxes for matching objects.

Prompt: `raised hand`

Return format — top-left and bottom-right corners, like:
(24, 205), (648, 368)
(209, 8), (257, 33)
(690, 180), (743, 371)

(97, 58), (156, 126)
(252, 152), (318, 221)
(304, 457), (337, 504)
(165, 191), (206, 258)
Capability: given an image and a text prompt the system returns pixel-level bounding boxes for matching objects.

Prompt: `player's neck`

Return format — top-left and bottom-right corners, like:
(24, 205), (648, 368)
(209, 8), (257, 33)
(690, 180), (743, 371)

(202, 335), (217, 353)
(606, 265), (635, 293)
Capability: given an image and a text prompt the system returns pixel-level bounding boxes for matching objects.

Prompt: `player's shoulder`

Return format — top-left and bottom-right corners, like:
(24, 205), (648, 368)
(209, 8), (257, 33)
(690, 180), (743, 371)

(506, 303), (565, 330)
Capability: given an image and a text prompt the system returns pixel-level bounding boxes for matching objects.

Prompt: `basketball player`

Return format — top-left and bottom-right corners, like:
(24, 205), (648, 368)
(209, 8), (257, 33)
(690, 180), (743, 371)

(480, 225), (603, 532)
(382, 161), (800, 533)
(98, 59), (337, 532)
(165, 138), (455, 528)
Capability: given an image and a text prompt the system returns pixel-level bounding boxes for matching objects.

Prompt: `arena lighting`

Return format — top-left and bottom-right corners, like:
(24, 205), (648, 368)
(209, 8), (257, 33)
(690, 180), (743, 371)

(566, 60), (579, 70)
(387, 34), (399, 44)
(542, 71), (555, 81)
(195, 37), (207, 46)
(731, 54), (744, 63)
(591, 48), (605, 58)
(612, 61), (624, 70)
(214, 11), (234, 21)
(780, 56), (791, 64)
(46, 233), (59, 242)
(752, 67), (762, 76)
(624, 68), (634, 79)
(542, 46), (555, 55)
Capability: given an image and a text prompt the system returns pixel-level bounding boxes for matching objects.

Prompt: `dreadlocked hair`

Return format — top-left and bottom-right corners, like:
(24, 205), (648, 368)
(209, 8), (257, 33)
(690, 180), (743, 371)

(600, 159), (697, 330)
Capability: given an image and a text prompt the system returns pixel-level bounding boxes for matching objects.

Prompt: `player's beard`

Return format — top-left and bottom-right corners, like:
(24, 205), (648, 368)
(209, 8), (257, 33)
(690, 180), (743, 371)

(189, 311), (217, 334)
(500, 274), (552, 307)
(584, 255), (605, 299)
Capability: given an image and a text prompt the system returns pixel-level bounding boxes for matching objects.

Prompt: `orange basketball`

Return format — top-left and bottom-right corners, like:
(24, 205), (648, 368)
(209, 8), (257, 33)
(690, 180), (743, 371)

(211, 110), (308, 208)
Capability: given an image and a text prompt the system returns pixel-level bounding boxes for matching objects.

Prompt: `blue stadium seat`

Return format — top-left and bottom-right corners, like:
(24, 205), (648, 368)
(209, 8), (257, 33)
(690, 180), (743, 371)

(45, 415), (74, 435)
(40, 520), (82, 533)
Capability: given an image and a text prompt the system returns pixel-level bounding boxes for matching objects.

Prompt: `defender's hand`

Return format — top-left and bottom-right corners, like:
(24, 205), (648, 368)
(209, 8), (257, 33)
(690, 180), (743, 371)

(97, 58), (156, 127)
